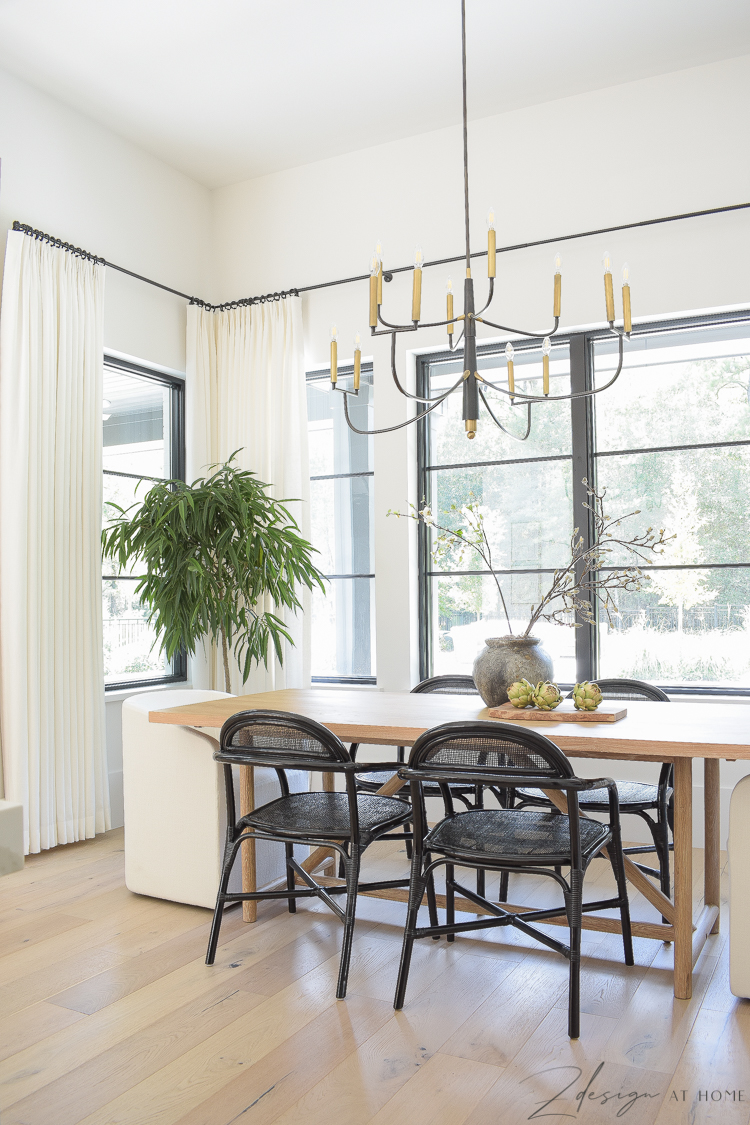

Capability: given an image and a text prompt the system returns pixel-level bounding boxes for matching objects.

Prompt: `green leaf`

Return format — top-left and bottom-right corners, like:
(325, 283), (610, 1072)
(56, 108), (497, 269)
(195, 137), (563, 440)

(101, 454), (326, 676)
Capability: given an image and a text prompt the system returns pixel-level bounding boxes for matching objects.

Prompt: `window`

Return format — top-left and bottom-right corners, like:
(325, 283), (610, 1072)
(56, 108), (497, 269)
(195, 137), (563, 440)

(418, 311), (750, 694)
(103, 356), (186, 690)
(307, 363), (376, 682)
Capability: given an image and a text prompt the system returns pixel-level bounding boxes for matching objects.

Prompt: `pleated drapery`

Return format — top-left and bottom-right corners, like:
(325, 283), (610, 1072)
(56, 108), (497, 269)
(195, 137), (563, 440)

(187, 298), (312, 693)
(0, 230), (110, 853)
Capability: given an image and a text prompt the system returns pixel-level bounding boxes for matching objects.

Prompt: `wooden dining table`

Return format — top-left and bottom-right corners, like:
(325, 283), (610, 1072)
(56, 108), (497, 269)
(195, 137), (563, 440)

(149, 687), (750, 1001)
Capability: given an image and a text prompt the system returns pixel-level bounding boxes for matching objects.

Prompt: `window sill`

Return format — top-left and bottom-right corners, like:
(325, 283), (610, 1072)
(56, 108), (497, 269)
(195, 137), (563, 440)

(667, 694), (750, 705)
(105, 682), (192, 703)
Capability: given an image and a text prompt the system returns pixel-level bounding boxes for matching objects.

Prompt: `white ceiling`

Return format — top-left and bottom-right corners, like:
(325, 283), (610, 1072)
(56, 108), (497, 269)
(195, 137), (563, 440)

(1, 0), (749, 189)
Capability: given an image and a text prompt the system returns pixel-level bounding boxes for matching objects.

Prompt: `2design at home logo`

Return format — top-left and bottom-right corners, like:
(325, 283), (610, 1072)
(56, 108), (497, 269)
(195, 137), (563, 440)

(522, 1063), (746, 1118)
(669, 1089), (746, 1104)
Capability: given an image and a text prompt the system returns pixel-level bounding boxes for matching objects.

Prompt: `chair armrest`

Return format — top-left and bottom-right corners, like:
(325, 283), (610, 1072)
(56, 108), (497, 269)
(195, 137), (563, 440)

(344, 761), (405, 774)
(398, 768), (616, 792)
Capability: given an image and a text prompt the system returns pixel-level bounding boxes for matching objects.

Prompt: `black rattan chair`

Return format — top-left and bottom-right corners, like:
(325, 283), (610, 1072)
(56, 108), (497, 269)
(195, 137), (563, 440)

(205, 709), (412, 998)
(351, 675), (498, 891)
(508, 679), (672, 899)
(393, 720), (633, 1039)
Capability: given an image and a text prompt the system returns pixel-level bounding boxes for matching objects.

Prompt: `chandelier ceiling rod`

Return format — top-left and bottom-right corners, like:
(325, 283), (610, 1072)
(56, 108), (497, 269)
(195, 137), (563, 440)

(460, 0), (472, 274)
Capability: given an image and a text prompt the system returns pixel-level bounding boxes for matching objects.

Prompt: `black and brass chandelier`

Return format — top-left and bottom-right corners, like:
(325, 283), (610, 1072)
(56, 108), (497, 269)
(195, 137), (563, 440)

(328, 0), (634, 442)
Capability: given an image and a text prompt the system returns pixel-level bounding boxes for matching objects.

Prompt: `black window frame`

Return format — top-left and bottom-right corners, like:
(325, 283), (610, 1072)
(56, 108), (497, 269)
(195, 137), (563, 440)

(307, 362), (376, 686)
(417, 307), (750, 696)
(103, 353), (187, 692)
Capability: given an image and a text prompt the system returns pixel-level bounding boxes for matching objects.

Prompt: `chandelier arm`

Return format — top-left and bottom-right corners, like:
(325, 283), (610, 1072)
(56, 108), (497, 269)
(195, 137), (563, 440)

(474, 277), (494, 316)
(377, 309), (462, 332)
(377, 310), (420, 331)
(449, 327), (466, 351)
(479, 386), (532, 441)
(479, 334), (625, 403)
(475, 315), (560, 338)
(389, 333), (466, 402)
(342, 385), (453, 435)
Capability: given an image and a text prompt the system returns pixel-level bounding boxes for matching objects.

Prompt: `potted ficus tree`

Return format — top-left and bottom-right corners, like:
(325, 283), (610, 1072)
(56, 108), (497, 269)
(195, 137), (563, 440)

(102, 455), (326, 693)
(389, 479), (674, 705)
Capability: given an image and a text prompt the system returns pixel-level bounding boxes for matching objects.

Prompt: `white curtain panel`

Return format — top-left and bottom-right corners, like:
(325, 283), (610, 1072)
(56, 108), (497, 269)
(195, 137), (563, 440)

(0, 230), (110, 853)
(187, 298), (311, 693)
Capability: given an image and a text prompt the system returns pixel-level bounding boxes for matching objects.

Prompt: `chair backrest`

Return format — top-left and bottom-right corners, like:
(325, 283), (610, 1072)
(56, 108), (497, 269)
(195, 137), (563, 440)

(407, 720), (575, 781)
(351, 674), (481, 765)
(218, 709), (351, 770)
(412, 674), (480, 696)
(566, 678), (669, 703)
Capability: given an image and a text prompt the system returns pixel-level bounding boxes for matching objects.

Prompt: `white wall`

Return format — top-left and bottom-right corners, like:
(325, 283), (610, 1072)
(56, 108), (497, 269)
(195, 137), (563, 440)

(212, 54), (750, 844)
(0, 66), (213, 369)
(0, 66), (214, 821)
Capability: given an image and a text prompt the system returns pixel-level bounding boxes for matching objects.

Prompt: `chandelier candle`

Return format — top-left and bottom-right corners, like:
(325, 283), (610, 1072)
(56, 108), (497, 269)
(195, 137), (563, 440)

(603, 250), (615, 322)
(412, 247), (423, 322)
(369, 256), (379, 328)
(542, 337), (551, 395)
(446, 278), (454, 336)
(505, 342), (515, 399)
(330, 325), (338, 383)
(622, 264), (632, 333)
(487, 208), (496, 277)
(353, 333), (361, 390)
(553, 253), (562, 317)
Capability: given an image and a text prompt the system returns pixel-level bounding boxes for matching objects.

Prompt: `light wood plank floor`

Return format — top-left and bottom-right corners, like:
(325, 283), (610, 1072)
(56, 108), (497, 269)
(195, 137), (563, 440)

(0, 829), (748, 1124)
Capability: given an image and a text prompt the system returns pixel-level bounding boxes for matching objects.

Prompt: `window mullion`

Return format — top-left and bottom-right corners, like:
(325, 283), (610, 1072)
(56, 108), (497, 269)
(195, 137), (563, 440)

(570, 333), (596, 682)
(417, 355), (432, 682)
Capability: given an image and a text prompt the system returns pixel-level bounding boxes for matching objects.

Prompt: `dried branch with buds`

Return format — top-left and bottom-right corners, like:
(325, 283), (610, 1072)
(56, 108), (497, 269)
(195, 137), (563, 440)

(388, 480), (675, 638)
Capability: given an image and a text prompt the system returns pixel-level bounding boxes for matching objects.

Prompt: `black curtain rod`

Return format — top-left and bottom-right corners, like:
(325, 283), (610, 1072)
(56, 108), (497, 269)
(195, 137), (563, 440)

(13, 201), (750, 311)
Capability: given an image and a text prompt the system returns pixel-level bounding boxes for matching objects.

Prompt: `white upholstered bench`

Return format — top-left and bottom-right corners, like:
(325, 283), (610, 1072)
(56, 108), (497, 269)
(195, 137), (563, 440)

(122, 690), (307, 909)
(729, 774), (750, 997)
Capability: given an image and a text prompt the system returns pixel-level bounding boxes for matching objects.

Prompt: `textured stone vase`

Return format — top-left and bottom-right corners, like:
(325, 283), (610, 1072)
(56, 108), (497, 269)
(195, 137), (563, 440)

(472, 636), (554, 707)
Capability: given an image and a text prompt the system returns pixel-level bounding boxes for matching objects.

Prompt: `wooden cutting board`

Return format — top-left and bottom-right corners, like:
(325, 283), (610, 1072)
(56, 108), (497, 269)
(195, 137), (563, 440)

(488, 700), (627, 723)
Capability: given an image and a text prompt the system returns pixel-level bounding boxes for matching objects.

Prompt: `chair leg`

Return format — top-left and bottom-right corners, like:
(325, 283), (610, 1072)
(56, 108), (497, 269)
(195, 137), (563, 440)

(608, 842), (634, 967)
(446, 862), (455, 942)
(285, 842), (297, 913)
(404, 824), (413, 861)
(424, 850), (440, 937)
(567, 874), (583, 1039)
(654, 807), (672, 900)
(498, 870), (509, 903)
(335, 847), (362, 1000)
(568, 937), (581, 1040)
(473, 788), (486, 898)
(206, 834), (243, 965)
(394, 864), (426, 1010)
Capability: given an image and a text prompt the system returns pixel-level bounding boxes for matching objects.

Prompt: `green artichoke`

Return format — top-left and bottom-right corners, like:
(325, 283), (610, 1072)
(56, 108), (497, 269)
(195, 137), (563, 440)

(506, 679), (535, 708)
(572, 681), (603, 711)
(532, 681), (563, 711)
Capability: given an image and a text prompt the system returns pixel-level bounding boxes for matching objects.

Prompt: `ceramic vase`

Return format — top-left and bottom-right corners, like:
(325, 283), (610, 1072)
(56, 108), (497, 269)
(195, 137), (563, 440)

(472, 635), (554, 707)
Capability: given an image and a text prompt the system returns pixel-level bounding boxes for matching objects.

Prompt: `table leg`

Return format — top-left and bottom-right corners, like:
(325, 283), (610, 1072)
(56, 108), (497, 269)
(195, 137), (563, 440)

(704, 758), (721, 935)
(239, 765), (256, 923)
(673, 757), (693, 999)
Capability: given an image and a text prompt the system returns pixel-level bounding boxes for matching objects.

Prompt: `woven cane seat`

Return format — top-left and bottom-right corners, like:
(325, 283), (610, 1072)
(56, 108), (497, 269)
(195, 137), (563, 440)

(354, 769), (398, 790)
(425, 808), (610, 864)
(242, 791), (411, 842)
(517, 781), (670, 810)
